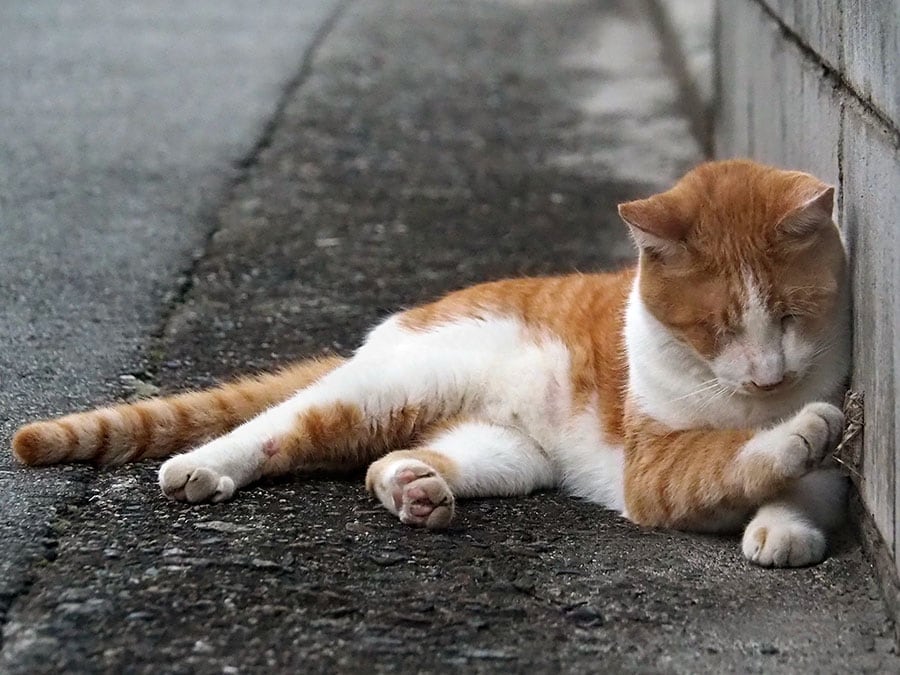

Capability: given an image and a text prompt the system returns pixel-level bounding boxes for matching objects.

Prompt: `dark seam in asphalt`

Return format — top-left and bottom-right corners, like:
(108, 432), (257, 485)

(233, 0), (356, 172)
(0, 0), (356, 653)
(753, 0), (900, 145)
(144, 0), (357, 378)
(0, 493), (92, 653)
(644, 0), (713, 158)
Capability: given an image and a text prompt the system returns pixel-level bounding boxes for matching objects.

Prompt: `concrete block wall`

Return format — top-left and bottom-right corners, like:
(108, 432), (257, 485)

(714, 0), (900, 611)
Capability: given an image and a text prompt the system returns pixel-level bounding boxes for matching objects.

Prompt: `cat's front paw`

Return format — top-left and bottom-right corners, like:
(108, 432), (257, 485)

(742, 514), (827, 567)
(743, 402), (843, 481)
(775, 402), (844, 477)
(159, 455), (236, 504)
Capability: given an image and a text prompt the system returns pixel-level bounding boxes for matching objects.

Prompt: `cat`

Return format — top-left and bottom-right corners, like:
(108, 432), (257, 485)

(11, 159), (851, 568)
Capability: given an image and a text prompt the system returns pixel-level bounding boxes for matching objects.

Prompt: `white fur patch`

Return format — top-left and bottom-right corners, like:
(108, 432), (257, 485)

(741, 469), (847, 569)
(711, 271), (785, 391)
(426, 421), (556, 497)
(161, 312), (626, 510)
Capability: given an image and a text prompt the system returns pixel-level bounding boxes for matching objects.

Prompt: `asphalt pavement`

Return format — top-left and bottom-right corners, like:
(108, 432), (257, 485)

(0, 0), (344, 652)
(1, 1), (898, 673)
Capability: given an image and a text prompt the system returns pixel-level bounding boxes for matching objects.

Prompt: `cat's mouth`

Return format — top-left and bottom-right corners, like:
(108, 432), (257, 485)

(735, 371), (800, 397)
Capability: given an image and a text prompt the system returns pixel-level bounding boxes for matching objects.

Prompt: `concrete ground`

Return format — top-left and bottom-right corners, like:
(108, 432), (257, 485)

(1, 0), (897, 672)
(0, 0), (343, 636)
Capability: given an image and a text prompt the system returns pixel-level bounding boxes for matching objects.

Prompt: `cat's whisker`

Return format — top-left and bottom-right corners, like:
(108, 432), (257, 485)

(666, 379), (722, 404)
(690, 385), (732, 416)
(809, 336), (839, 359)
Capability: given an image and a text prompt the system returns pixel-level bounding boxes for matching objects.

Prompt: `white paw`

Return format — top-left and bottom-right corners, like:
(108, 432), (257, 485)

(742, 517), (827, 567)
(159, 455), (236, 504)
(771, 402), (844, 478)
(371, 459), (455, 529)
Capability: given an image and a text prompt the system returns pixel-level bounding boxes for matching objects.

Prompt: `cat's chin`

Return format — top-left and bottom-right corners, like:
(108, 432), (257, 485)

(739, 388), (782, 399)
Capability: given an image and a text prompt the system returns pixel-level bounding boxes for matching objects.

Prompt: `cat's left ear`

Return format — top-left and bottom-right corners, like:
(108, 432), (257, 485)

(777, 183), (835, 238)
(618, 195), (688, 258)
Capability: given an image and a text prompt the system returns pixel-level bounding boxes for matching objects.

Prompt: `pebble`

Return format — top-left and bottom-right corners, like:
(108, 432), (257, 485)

(125, 611), (154, 622)
(193, 640), (215, 654)
(564, 605), (606, 627)
(459, 648), (514, 660)
(250, 558), (281, 570)
(194, 521), (252, 534)
(368, 551), (407, 566)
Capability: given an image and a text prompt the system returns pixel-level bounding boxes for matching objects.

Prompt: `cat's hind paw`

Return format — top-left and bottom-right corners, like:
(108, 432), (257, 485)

(159, 456), (236, 504)
(742, 514), (827, 567)
(367, 458), (455, 529)
(399, 472), (455, 528)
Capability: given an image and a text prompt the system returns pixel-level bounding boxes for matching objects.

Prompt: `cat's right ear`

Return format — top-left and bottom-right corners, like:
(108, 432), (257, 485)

(617, 197), (687, 259)
(776, 183), (835, 239)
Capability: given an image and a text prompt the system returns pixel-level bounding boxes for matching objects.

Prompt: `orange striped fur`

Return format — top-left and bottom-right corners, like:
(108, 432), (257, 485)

(12, 356), (343, 466)
(261, 401), (435, 475)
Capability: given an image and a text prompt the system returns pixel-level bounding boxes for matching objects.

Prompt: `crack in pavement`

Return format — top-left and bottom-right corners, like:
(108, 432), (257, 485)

(0, 0), (351, 660)
(145, 0), (357, 381)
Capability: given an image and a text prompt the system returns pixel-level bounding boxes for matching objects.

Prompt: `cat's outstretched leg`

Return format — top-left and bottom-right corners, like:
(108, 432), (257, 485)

(365, 419), (556, 528)
(159, 313), (562, 504)
(742, 468), (847, 567)
(159, 339), (480, 503)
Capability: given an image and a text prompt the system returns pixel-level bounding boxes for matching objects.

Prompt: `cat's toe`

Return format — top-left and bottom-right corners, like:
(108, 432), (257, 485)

(159, 458), (191, 500)
(159, 457), (235, 503)
(399, 475), (455, 529)
(782, 402), (844, 474)
(742, 520), (826, 567)
(185, 467), (234, 503)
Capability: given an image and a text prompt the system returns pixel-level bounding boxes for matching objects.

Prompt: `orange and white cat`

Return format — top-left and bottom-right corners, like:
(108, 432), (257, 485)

(12, 159), (850, 568)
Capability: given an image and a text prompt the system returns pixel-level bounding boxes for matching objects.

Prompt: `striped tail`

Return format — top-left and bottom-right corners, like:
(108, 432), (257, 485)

(11, 356), (345, 466)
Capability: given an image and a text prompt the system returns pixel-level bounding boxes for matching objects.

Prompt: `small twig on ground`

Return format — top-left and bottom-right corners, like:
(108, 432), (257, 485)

(832, 390), (864, 482)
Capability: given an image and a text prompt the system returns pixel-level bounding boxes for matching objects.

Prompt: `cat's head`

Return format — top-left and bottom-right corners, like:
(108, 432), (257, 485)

(618, 159), (847, 397)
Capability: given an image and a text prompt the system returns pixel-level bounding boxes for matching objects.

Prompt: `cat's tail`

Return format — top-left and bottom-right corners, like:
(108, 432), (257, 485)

(11, 355), (345, 466)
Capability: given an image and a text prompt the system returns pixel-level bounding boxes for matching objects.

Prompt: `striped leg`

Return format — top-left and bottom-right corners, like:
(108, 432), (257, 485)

(366, 419), (556, 528)
(158, 330), (500, 503)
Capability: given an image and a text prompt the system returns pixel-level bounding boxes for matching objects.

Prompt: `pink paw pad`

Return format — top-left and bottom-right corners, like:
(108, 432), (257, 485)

(391, 467), (434, 510)
(406, 486), (436, 517)
(396, 467), (430, 484)
(398, 475), (454, 529)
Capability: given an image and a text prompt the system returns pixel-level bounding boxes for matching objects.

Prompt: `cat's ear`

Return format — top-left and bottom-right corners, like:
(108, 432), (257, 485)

(776, 182), (835, 238)
(618, 196), (688, 258)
